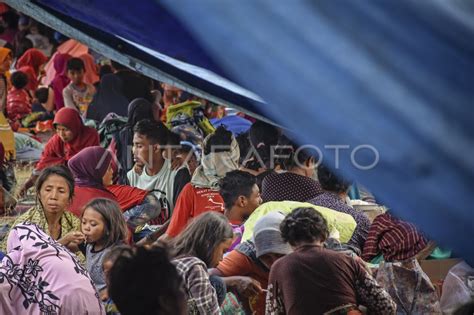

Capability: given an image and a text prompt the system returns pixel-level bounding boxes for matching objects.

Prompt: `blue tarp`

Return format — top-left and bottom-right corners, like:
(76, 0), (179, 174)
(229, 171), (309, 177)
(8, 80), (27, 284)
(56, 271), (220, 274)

(7, 0), (474, 264)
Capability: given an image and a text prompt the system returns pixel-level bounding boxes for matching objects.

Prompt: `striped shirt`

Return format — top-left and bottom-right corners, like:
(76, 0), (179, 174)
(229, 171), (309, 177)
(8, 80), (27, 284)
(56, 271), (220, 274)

(361, 213), (427, 262)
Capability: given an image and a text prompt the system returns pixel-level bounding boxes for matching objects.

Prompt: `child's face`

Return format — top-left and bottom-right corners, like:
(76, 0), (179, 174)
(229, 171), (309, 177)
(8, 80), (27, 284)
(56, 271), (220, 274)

(81, 207), (106, 244)
(67, 69), (85, 85)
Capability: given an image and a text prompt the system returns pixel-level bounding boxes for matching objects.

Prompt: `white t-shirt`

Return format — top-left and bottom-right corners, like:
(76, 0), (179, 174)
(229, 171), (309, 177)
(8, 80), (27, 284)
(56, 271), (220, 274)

(127, 159), (181, 210)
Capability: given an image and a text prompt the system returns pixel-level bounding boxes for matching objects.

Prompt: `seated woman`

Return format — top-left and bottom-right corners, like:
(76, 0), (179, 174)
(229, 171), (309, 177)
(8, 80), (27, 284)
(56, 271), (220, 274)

(261, 136), (322, 203)
(266, 207), (396, 314)
(309, 164), (371, 251)
(164, 126), (239, 239)
(0, 223), (104, 314)
(19, 107), (99, 196)
(171, 211), (234, 315)
(68, 146), (119, 216)
(68, 146), (164, 230)
(0, 165), (84, 255)
(210, 212), (292, 315)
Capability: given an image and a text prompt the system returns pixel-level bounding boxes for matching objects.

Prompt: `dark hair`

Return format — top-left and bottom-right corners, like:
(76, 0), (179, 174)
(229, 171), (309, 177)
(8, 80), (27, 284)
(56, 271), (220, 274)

(67, 57), (85, 71)
(249, 121), (280, 168)
(13, 35), (33, 59)
(235, 131), (251, 166)
(219, 170), (256, 210)
(111, 60), (128, 71)
(204, 126), (233, 155)
(171, 212), (233, 267)
(317, 164), (350, 193)
(133, 119), (169, 146)
(280, 207), (329, 246)
(276, 135), (318, 171)
(167, 130), (182, 146)
(35, 87), (49, 103)
(35, 165), (75, 202)
(99, 64), (113, 78)
(109, 245), (185, 315)
(10, 71), (28, 89)
(82, 198), (128, 248)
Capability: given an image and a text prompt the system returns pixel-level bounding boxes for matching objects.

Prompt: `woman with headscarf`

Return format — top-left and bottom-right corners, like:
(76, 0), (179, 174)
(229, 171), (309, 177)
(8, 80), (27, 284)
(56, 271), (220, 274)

(0, 47), (12, 112)
(68, 146), (164, 234)
(111, 98), (154, 185)
(86, 73), (129, 122)
(50, 52), (71, 110)
(163, 126), (240, 239)
(79, 53), (99, 85)
(0, 223), (104, 314)
(68, 146), (118, 217)
(19, 107), (100, 196)
(16, 48), (48, 78)
(0, 165), (84, 255)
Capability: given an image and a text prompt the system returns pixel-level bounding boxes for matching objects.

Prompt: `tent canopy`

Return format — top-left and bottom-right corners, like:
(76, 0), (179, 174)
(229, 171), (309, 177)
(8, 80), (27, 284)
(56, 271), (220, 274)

(7, 0), (474, 264)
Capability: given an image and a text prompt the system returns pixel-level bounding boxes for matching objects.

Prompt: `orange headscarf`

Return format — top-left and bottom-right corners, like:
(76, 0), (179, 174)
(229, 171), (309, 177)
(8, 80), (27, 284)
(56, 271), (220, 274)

(0, 47), (12, 81)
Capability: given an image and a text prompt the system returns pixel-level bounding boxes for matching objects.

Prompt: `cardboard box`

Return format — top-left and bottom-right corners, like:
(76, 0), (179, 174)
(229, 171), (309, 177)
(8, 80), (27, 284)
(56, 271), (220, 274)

(419, 258), (462, 283)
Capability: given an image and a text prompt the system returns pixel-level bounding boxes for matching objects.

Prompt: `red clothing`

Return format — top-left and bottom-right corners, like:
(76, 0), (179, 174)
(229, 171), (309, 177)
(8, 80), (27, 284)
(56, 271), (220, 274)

(361, 213), (428, 262)
(35, 108), (99, 171)
(107, 184), (148, 211)
(166, 183), (224, 237)
(69, 186), (117, 217)
(6, 88), (31, 121)
(16, 48), (48, 75)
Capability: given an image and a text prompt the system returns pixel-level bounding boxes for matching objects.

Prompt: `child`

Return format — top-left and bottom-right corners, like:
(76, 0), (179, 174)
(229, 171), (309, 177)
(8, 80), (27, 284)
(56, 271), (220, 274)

(80, 198), (128, 296)
(34, 86), (55, 113)
(6, 70), (31, 129)
(63, 57), (96, 117)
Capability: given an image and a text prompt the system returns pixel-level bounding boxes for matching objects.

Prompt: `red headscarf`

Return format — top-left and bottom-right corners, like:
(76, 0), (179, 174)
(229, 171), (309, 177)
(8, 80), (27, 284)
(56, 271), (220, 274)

(16, 48), (48, 75)
(35, 108), (100, 171)
(50, 53), (71, 110)
(17, 66), (38, 91)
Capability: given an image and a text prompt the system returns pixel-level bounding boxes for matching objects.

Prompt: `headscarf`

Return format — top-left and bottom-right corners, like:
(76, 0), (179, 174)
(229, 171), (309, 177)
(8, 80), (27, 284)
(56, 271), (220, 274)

(35, 107), (100, 170)
(86, 73), (129, 122)
(50, 53), (71, 110)
(43, 39), (88, 85)
(191, 134), (240, 190)
(17, 66), (38, 91)
(0, 47), (11, 68)
(16, 48), (48, 75)
(68, 146), (112, 190)
(79, 53), (99, 85)
(0, 223), (104, 314)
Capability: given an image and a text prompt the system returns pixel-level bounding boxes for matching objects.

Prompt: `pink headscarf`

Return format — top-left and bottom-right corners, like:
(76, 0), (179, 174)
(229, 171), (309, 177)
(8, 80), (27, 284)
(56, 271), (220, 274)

(0, 223), (105, 314)
(50, 53), (71, 110)
(80, 53), (99, 85)
(43, 39), (88, 85)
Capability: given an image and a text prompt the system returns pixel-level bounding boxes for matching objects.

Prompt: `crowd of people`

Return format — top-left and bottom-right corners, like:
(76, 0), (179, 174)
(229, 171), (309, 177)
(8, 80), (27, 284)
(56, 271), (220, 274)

(0, 5), (472, 315)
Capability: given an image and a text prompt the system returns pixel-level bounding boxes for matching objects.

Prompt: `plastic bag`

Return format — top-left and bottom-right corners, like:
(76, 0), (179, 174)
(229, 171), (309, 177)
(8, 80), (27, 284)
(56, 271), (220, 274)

(440, 261), (474, 314)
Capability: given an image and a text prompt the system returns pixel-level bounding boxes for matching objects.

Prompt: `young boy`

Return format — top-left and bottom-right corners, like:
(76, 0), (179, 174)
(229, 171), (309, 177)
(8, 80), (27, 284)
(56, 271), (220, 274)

(6, 71), (31, 128)
(62, 57), (96, 117)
